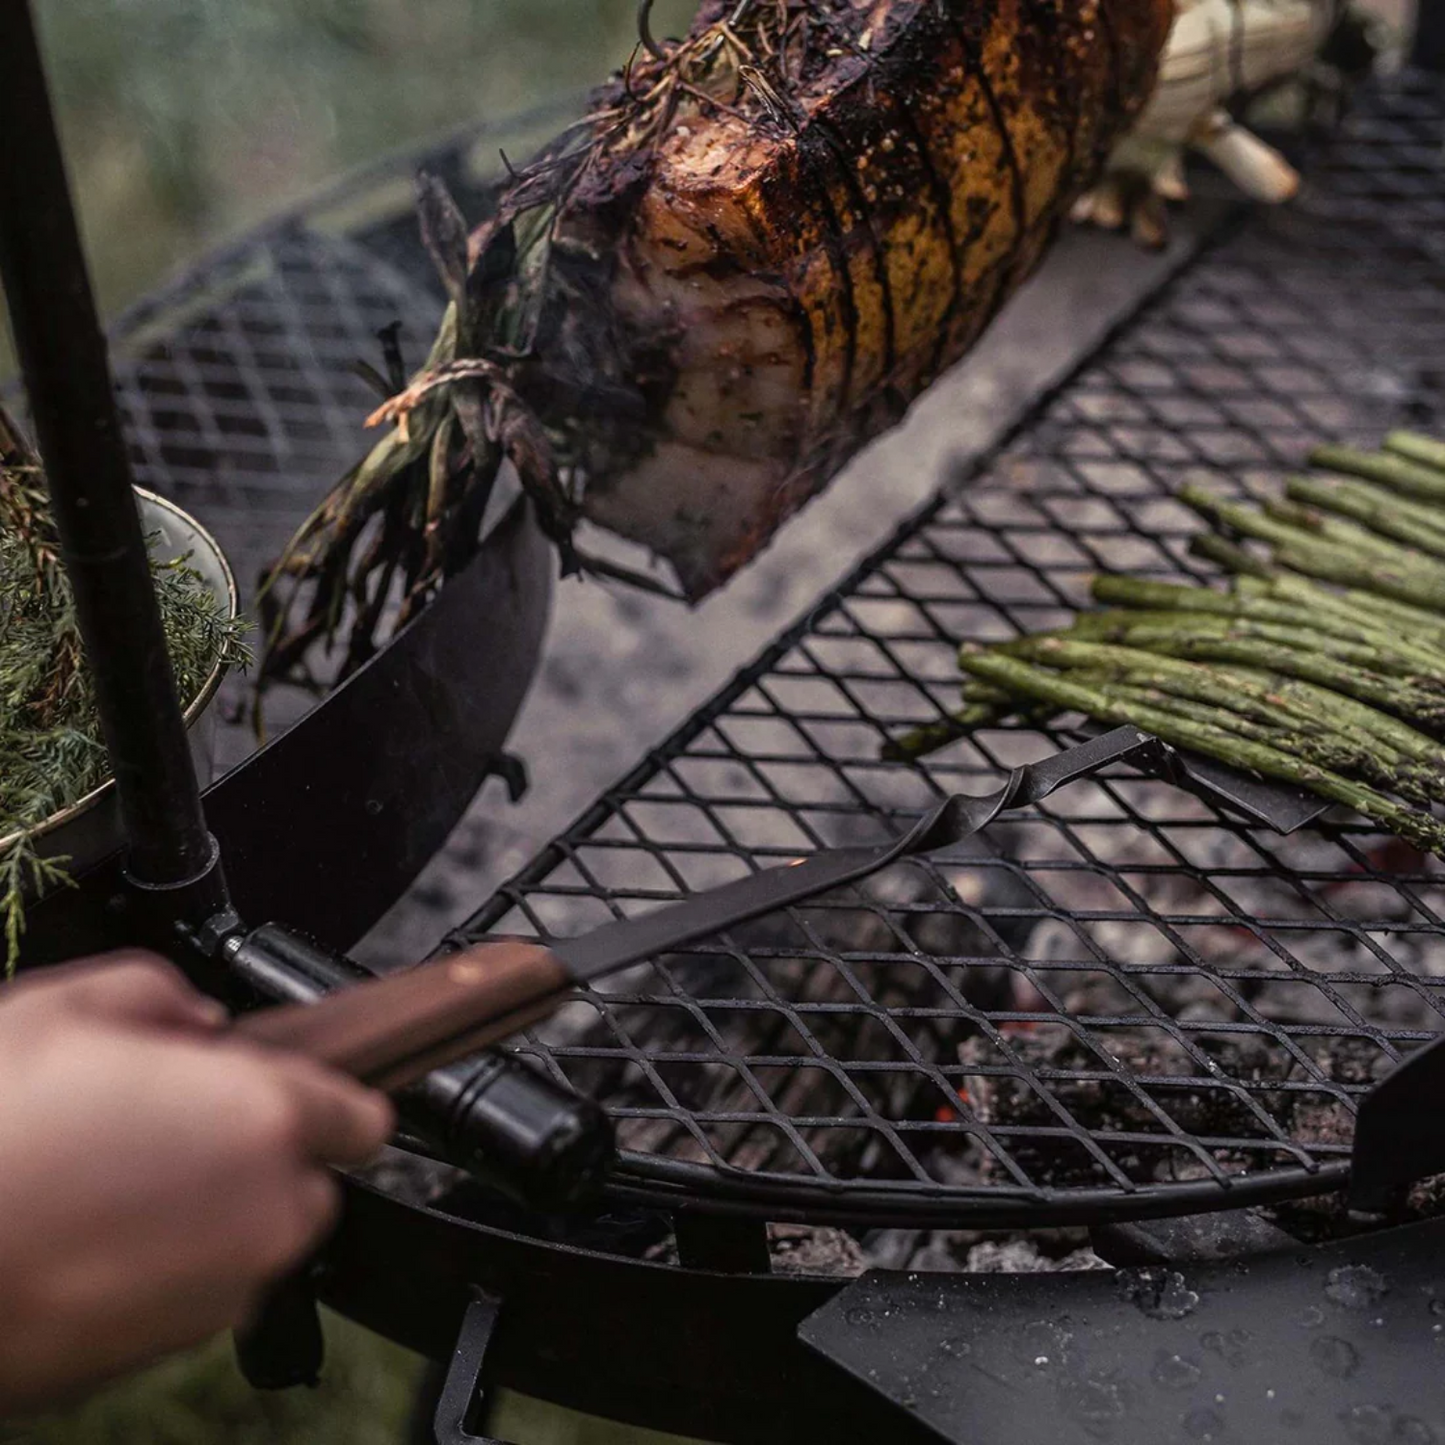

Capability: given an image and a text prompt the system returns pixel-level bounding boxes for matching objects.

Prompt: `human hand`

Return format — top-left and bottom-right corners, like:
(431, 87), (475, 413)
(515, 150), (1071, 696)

(0, 951), (394, 1415)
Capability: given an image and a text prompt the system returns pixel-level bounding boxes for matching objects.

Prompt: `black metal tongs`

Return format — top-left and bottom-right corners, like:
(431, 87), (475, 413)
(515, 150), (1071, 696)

(240, 728), (1173, 1081)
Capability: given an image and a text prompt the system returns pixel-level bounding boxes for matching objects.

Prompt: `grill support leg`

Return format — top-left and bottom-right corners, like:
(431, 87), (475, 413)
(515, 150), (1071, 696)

(434, 1292), (511, 1445)
(673, 1213), (772, 1274)
(233, 1267), (324, 1390)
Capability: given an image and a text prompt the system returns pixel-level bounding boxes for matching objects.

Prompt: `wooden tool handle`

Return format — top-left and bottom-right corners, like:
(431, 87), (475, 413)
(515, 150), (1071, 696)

(233, 942), (570, 1088)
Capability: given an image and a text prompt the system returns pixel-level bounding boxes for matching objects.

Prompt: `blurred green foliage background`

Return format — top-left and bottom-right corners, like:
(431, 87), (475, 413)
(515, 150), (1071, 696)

(32, 0), (694, 317)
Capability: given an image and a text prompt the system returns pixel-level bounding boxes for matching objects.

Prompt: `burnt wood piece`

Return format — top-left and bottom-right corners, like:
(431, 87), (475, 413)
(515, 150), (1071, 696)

(1091, 1208), (1297, 1267)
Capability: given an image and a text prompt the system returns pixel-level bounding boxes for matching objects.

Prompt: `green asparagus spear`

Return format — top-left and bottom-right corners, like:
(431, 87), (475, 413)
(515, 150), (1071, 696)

(1263, 496), (1425, 560)
(1284, 476), (1445, 560)
(1007, 636), (1445, 769)
(1051, 614), (1445, 690)
(1105, 684), (1441, 806)
(1249, 572), (1445, 643)
(1182, 485), (1445, 594)
(1385, 431), (1445, 477)
(1271, 540), (1445, 613)
(1064, 629), (1445, 729)
(882, 703), (1005, 763)
(1310, 444), (1445, 502)
(1190, 532), (1275, 578)
(1090, 576), (1445, 674)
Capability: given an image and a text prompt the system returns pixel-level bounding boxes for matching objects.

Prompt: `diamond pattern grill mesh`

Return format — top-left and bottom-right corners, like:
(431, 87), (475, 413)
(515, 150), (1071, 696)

(458, 74), (1445, 1226)
(111, 226), (444, 595)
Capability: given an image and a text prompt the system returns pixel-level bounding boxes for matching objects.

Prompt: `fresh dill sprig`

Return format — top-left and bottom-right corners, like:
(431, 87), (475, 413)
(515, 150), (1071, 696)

(0, 404), (249, 971)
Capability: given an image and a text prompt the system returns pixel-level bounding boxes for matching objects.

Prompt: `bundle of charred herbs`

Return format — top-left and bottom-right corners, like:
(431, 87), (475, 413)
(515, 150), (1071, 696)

(0, 409), (248, 968)
(257, 0), (1174, 702)
(887, 430), (1445, 857)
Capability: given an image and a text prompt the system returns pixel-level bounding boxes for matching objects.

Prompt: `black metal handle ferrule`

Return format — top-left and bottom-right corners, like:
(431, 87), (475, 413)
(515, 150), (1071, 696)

(226, 924), (613, 1211)
(406, 1053), (613, 1212)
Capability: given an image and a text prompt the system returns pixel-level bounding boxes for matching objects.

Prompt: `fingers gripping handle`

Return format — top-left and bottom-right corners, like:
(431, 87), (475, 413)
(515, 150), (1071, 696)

(233, 942), (570, 1089)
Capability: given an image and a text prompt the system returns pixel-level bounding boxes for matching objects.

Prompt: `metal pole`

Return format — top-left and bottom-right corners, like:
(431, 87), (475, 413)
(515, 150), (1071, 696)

(1415, 1), (1445, 72)
(0, 0), (217, 892)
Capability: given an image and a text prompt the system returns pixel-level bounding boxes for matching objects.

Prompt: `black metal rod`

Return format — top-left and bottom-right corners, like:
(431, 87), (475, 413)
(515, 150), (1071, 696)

(0, 0), (213, 887)
(1415, 1), (1445, 72)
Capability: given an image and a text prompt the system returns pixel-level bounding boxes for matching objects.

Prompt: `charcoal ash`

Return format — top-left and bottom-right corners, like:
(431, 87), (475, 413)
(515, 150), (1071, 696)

(551, 831), (1029, 1178)
(857, 1225), (1110, 1276)
(768, 1224), (867, 1276)
(964, 1239), (1109, 1273)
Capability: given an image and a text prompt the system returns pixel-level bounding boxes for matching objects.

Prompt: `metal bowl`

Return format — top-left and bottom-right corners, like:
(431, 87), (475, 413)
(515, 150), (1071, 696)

(2, 487), (239, 880)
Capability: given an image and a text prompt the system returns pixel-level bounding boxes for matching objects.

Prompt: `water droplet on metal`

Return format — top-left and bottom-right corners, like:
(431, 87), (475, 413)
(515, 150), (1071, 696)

(1013, 1320), (1072, 1367)
(937, 1336), (970, 1358)
(1430, 1298), (1445, 1318)
(1325, 1265), (1389, 1311)
(1342, 1405), (1386, 1445)
(845, 1307), (876, 1328)
(1152, 1352), (1202, 1391)
(1058, 1373), (1127, 1425)
(1184, 1406), (1224, 1440)
(1311, 1336), (1360, 1380)
(1116, 1267), (1200, 1320)
(1341, 1404), (1437, 1445)
(1202, 1330), (1246, 1369)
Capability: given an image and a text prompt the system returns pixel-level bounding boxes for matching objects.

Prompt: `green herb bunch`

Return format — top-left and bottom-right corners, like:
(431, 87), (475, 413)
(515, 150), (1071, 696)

(0, 405), (248, 969)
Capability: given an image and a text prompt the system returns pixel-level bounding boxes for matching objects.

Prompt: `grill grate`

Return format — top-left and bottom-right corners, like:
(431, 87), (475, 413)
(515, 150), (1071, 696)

(459, 72), (1445, 1227)
(95, 98), (582, 609)
(111, 227), (444, 601)
(84, 105), (578, 760)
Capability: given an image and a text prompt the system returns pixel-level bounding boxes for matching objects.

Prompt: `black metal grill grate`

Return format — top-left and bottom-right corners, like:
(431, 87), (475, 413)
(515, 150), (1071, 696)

(95, 99), (581, 607)
(460, 73), (1445, 1227)
(84, 106), (577, 760)
(110, 226), (444, 600)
